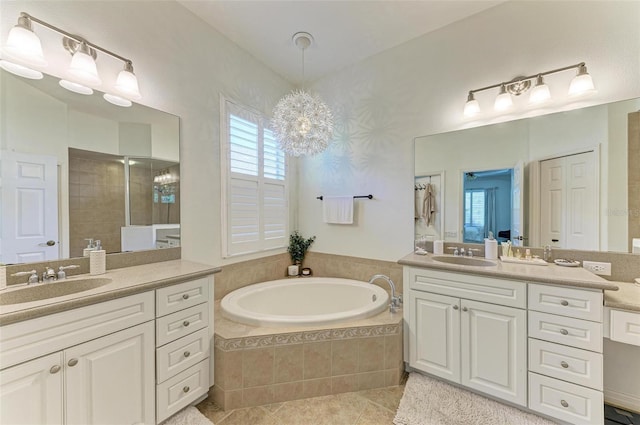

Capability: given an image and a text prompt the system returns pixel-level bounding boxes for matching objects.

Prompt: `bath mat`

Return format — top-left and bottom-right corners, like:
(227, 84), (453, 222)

(162, 406), (213, 425)
(394, 373), (557, 425)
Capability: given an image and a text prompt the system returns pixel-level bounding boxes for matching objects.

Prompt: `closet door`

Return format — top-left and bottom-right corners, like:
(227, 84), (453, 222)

(540, 157), (565, 249)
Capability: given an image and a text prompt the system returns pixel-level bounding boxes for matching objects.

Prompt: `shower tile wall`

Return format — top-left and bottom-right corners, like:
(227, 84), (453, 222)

(69, 156), (125, 257)
(129, 165), (153, 225)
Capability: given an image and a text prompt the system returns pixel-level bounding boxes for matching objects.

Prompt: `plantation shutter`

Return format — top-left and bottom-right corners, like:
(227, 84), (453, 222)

(223, 98), (288, 257)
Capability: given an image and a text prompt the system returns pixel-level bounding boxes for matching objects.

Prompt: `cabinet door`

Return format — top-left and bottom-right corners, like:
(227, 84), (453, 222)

(409, 290), (460, 382)
(461, 299), (527, 406)
(0, 352), (63, 425)
(65, 321), (155, 425)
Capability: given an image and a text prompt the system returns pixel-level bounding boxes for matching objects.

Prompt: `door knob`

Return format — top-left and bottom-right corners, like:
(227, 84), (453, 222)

(38, 240), (56, 247)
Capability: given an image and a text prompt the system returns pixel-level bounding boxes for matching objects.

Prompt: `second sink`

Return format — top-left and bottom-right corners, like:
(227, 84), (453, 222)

(0, 278), (112, 305)
(431, 255), (497, 267)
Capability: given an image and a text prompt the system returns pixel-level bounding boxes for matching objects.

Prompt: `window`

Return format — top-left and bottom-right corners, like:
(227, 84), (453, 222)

(221, 96), (288, 257)
(464, 189), (485, 227)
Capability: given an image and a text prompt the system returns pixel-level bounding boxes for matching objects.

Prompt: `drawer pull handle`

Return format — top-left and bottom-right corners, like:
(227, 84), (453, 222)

(560, 361), (569, 368)
(183, 294), (189, 300)
(50, 365), (61, 374)
(462, 307), (468, 312)
(184, 351), (191, 358)
(560, 400), (569, 408)
(67, 358), (78, 367)
(183, 320), (190, 327)
(183, 386), (190, 393)
(561, 300), (569, 306)
(453, 305), (459, 310)
(560, 328), (569, 335)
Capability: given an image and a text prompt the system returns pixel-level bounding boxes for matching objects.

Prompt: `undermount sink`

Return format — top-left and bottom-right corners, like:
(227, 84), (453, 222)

(0, 278), (112, 305)
(431, 255), (497, 267)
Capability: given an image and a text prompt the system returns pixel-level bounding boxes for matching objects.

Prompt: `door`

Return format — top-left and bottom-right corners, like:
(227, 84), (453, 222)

(0, 352), (64, 425)
(0, 150), (59, 263)
(409, 291), (460, 382)
(511, 160), (525, 246)
(540, 151), (597, 250)
(460, 299), (527, 406)
(65, 322), (155, 425)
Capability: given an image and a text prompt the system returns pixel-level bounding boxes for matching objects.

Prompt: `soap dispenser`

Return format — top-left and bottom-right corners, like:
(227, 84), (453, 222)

(83, 239), (96, 257)
(90, 240), (106, 275)
(484, 231), (498, 260)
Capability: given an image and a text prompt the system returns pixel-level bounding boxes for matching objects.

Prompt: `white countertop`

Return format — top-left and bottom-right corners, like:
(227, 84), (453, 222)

(0, 260), (220, 325)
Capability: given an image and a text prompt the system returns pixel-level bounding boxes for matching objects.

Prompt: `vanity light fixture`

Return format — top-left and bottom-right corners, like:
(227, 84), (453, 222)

(463, 62), (595, 117)
(0, 12), (142, 106)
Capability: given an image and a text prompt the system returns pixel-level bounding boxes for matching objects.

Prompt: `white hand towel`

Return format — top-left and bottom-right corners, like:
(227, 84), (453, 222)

(414, 189), (424, 219)
(323, 196), (354, 224)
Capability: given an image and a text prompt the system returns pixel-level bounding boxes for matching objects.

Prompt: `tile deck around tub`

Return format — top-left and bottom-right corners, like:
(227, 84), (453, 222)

(213, 302), (404, 410)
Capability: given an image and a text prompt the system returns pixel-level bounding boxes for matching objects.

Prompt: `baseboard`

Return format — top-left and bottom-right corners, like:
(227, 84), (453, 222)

(605, 388), (640, 413)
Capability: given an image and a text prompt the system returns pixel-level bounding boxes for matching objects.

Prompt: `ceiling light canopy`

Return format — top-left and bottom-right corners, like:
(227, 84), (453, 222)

(0, 12), (142, 107)
(271, 32), (334, 157)
(463, 62), (596, 118)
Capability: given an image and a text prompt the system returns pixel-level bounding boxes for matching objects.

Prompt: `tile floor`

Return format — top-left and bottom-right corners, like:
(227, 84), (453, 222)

(197, 384), (405, 425)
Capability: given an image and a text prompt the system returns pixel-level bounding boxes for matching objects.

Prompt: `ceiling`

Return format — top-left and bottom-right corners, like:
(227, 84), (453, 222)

(179, 1), (504, 85)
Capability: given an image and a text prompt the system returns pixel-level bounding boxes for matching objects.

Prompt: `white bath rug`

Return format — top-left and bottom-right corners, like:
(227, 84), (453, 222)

(162, 406), (213, 425)
(394, 373), (557, 425)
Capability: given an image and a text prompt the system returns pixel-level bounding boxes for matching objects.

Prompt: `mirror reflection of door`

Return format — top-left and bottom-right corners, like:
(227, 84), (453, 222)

(462, 168), (514, 244)
(540, 150), (597, 250)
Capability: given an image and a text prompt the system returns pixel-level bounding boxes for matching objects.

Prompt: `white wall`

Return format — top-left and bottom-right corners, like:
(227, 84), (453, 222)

(300, 1), (640, 261)
(0, 0), (294, 266)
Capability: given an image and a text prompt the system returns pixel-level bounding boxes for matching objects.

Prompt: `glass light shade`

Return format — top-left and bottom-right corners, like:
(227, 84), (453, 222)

(59, 79), (93, 95)
(68, 45), (102, 87)
(103, 93), (132, 107)
(0, 60), (42, 79)
(529, 76), (551, 104)
(494, 85), (513, 111)
(568, 66), (595, 96)
(463, 93), (480, 117)
(2, 24), (47, 68)
(114, 68), (141, 100)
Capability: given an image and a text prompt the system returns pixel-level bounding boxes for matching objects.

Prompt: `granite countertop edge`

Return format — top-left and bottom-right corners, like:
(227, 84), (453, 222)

(0, 260), (221, 326)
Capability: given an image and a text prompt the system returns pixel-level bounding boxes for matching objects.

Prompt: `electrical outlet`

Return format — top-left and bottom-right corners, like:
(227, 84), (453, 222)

(583, 261), (612, 276)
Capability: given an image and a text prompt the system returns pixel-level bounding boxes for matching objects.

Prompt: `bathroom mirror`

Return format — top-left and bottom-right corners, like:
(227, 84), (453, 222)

(414, 97), (640, 254)
(0, 70), (180, 264)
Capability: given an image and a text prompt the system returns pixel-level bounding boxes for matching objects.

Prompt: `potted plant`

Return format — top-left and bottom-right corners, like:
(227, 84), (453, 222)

(287, 231), (315, 275)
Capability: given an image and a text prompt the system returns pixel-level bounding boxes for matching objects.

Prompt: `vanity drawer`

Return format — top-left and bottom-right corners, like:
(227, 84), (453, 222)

(156, 328), (209, 383)
(156, 359), (209, 423)
(610, 309), (640, 346)
(408, 268), (526, 308)
(528, 338), (603, 390)
(528, 311), (602, 352)
(156, 277), (209, 317)
(529, 372), (603, 425)
(156, 303), (209, 347)
(529, 284), (603, 322)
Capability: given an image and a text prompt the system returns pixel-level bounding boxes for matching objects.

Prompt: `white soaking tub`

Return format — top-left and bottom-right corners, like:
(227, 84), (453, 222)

(220, 277), (390, 327)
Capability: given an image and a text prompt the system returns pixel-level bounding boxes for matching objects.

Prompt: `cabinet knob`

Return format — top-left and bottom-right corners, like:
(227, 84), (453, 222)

(50, 365), (61, 374)
(462, 307), (468, 312)
(182, 294), (189, 300)
(560, 400), (569, 408)
(560, 361), (569, 368)
(184, 351), (191, 358)
(183, 320), (190, 327)
(67, 358), (78, 367)
(183, 386), (190, 393)
(561, 300), (569, 306)
(560, 329), (569, 335)
(453, 305), (459, 310)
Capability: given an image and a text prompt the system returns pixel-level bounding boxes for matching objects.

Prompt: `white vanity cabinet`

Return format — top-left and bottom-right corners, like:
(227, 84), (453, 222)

(0, 293), (156, 425)
(406, 268), (528, 406)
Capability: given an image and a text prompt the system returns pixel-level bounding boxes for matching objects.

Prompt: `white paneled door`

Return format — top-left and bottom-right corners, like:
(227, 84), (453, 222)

(0, 150), (59, 263)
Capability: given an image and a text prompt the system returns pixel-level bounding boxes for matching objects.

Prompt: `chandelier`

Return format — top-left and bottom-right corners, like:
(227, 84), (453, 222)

(272, 32), (334, 157)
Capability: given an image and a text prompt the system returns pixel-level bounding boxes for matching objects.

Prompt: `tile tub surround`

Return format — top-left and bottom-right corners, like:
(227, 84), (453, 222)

(214, 252), (404, 301)
(213, 303), (403, 410)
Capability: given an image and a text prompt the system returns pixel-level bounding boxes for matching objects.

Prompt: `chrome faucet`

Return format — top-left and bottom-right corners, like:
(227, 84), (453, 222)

(368, 274), (403, 313)
(10, 270), (39, 285)
(42, 267), (57, 282)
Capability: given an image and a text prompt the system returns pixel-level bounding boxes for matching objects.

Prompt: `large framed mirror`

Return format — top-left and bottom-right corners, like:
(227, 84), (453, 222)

(0, 70), (180, 264)
(414, 97), (640, 254)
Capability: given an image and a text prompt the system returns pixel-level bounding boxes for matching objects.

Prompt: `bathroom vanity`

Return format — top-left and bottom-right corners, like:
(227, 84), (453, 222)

(0, 260), (219, 425)
(400, 253), (620, 425)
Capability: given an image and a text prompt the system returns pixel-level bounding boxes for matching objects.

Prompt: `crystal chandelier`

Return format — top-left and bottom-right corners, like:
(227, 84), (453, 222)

(272, 32), (334, 157)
